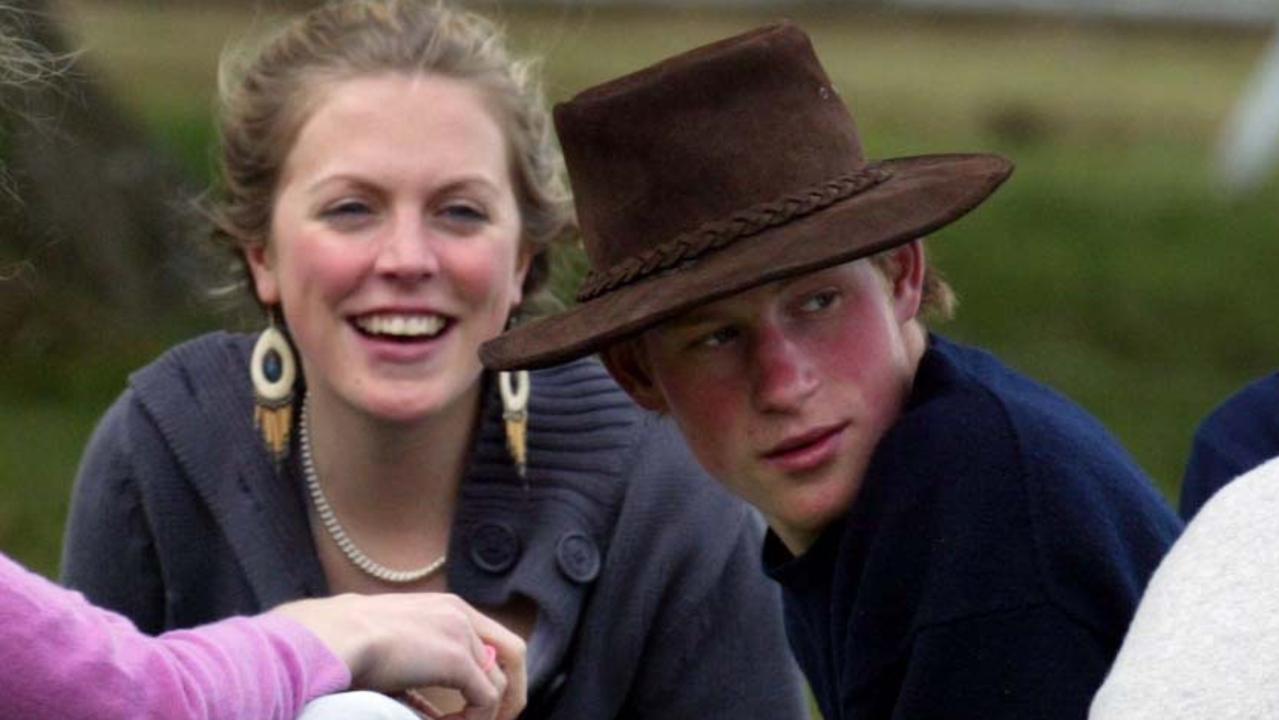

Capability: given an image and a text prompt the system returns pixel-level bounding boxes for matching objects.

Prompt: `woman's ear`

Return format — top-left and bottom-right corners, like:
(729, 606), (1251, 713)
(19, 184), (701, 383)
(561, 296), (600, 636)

(600, 340), (670, 413)
(245, 242), (280, 306)
(886, 240), (925, 324)
(508, 243), (536, 312)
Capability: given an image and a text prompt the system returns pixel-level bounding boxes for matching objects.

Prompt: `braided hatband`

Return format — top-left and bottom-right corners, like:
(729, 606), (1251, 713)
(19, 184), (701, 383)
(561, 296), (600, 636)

(576, 163), (892, 302)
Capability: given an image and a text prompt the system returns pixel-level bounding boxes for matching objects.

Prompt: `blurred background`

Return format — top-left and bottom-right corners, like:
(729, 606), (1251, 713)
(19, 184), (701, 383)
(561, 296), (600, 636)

(2, 0), (1278, 579)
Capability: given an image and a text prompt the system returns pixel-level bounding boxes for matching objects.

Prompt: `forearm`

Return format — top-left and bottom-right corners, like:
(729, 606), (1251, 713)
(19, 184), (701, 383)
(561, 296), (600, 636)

(1, 553), (350, 720)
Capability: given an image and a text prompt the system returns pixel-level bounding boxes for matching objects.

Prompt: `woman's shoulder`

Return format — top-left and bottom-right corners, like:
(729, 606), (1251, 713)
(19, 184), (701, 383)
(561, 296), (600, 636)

(535, 357), (716, 470)
(528, 356), (637, 418)
(129, 331), (254, 398)
(105, 331), (261, 480)
(526, 356), (748, 532)
(521, 357), (670, 482)
(84, 331), (253, 447)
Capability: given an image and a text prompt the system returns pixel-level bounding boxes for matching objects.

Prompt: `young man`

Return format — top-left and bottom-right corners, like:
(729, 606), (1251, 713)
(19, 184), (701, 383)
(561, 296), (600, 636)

(483, 23), (1181, 719)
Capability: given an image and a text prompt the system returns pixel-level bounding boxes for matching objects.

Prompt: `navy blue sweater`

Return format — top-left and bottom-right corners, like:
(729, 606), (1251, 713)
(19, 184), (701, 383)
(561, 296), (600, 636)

(763, 335), (1181, 720)
(1179, 372), (1279, 520)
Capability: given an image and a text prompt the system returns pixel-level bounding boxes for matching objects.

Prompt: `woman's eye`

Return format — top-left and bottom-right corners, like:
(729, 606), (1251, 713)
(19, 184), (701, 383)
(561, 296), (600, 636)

(799, 289), (839, 313)
(440, 202), (488, 224)
(321, 200), (373, 223)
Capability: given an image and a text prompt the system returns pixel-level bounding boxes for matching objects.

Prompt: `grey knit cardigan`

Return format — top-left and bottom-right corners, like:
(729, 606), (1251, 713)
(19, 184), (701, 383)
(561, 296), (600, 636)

(61, 332), (806, 719)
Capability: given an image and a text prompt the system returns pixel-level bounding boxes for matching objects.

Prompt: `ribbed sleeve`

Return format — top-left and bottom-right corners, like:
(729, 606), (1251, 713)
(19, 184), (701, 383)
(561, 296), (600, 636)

(0, 552), (349, 720)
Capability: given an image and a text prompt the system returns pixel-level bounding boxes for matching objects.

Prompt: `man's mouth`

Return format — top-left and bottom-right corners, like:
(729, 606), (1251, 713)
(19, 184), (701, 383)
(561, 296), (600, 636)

(352, 312), (450, 342)
(762, 422), (849, 460)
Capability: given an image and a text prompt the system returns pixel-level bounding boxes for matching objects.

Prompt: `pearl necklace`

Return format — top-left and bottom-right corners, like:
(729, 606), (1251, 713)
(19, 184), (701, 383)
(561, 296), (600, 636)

(299, 396), (447, 584)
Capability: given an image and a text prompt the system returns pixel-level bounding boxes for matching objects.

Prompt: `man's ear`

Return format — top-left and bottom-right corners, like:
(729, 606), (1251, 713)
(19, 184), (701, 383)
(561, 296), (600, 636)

(885, 240), (925, 324)
(244, 242), (280, 306)
(600, 340), (670, 413)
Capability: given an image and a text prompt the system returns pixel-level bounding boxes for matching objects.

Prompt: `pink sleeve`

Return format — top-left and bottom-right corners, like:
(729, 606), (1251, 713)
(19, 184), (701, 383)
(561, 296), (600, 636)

(0, 552), (351, 720)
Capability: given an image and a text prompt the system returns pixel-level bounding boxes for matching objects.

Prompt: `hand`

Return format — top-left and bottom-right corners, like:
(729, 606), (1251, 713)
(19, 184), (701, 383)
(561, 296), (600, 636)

(272, 593), (526, 720)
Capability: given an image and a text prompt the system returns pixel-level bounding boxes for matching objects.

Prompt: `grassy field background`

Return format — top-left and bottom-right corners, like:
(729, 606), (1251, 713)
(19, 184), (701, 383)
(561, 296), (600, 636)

(3, 1), (1279, 578)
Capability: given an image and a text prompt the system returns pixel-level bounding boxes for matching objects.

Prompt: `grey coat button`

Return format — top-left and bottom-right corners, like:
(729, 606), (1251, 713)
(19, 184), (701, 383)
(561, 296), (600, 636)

(556, 531), (601, 583)
(470, 522), (520, 574)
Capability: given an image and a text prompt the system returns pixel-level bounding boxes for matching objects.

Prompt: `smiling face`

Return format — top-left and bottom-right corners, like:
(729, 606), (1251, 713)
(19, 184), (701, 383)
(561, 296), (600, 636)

(247, 72), (528, 424)
(605, 245), (928, 554)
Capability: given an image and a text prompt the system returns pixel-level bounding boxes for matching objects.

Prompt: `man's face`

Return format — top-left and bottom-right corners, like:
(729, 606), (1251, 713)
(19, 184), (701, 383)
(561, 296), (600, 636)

(609, 247), (925, 553)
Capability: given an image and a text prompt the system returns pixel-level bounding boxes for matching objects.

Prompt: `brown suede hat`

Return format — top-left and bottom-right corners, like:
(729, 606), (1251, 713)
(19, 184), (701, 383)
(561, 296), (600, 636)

(481, 22), (1012, 370)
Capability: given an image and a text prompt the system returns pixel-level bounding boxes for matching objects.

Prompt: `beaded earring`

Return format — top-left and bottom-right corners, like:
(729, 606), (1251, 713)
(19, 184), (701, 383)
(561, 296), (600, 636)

(499, 369), (531, 479)
(250, 311), (297, 464)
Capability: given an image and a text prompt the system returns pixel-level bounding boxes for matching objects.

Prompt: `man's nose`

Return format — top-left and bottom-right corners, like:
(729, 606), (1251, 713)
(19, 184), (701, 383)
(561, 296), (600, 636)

(750, 323), (818, 413)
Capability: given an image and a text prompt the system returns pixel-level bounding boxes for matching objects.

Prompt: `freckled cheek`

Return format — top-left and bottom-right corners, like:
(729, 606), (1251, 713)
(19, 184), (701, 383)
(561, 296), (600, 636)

(813, 316), (897, 384)
(440, 244), (521, 312)
(278, 234), (371, 303)
(664, 380), (749, 475)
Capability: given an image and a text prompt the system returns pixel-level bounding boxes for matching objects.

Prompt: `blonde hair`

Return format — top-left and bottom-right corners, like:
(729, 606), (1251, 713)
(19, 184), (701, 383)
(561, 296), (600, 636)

(0, 8), (62, 88)
(869, 244), (957, 322)
(0, 7), (74, 211)
(208, 0), (571, 309)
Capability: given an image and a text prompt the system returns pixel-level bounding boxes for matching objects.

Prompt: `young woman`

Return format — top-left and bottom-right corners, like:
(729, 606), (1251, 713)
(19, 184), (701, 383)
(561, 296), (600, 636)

(61, 2), (805, 718)
(0, 6), (522, 720)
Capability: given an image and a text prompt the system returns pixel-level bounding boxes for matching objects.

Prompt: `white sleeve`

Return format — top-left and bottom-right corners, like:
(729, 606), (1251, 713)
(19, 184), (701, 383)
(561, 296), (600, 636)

(1090, 457), (1279, 720)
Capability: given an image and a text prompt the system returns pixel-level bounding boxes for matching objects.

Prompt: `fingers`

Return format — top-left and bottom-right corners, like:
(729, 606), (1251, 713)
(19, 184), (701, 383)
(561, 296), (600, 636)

(416, 596), (519, 720)
(481, 644), (497, 673)
(492, 644), (525, 720)
(283, 590), (526, 719)
(456, 608), (526, 720)
(454, 661), (507, 720)
(448, 644), (503, 719)
(401, 689), (446, 720)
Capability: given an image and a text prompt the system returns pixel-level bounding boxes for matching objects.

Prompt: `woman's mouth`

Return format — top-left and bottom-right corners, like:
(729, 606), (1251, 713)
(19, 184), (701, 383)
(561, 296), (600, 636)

(351, 312), (451, 343)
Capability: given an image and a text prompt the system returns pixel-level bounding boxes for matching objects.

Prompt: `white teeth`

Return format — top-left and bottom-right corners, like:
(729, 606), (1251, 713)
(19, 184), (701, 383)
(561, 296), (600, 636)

(356, 313), (445, 338)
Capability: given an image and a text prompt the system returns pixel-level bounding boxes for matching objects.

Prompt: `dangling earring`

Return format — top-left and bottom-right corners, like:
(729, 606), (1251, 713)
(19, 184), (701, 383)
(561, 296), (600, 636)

(499, 370), (531, 479)
(250, 310), (297, 465)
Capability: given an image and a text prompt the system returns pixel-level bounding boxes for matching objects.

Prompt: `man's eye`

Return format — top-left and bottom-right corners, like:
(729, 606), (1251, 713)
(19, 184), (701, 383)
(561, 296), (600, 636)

(696, 326), (739, 349)
(800, 289), (839, 313)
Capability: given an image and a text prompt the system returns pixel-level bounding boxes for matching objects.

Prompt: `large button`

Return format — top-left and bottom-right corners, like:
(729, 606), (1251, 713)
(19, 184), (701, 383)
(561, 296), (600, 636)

(470, 522), (520, 574)
(555, 531), (601, 584)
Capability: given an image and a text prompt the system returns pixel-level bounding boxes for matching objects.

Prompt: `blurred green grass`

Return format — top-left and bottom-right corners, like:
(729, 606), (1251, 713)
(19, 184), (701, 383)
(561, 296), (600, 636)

(5, 2), (1279, 578)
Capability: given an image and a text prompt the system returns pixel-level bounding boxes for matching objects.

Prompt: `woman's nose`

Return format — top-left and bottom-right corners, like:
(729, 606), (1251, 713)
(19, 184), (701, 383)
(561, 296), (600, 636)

(374, 215), (440, 280)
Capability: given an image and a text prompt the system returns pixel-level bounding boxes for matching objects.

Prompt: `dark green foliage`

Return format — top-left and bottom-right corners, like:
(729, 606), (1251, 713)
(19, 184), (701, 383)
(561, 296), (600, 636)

(5, 4), (1279, 578)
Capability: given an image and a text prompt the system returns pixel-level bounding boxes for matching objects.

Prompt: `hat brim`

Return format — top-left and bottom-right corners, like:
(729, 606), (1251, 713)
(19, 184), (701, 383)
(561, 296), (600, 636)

(482, 152), (1012, 370)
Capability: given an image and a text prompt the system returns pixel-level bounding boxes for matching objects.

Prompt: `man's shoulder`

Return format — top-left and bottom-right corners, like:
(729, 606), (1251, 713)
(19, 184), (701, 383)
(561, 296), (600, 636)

(875, 336), (1176, 564)
(875, 338), (1032, 484)
(913, 337), (1151, 490)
